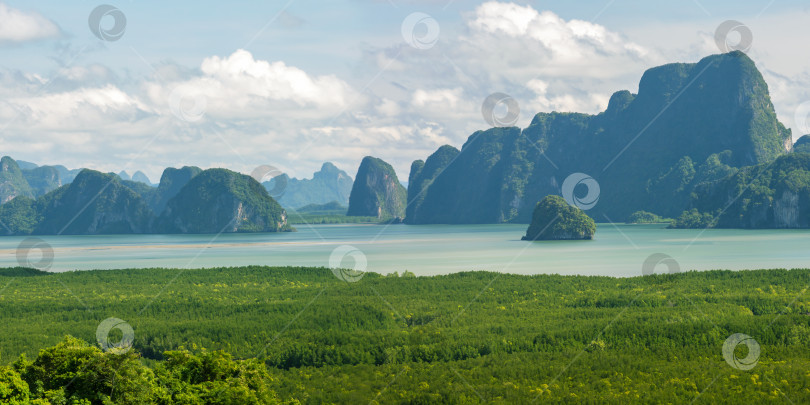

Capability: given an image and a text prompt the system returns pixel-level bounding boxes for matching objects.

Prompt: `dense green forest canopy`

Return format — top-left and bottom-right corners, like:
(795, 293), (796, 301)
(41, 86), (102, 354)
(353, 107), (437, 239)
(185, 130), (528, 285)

(1, 265), (808, 403)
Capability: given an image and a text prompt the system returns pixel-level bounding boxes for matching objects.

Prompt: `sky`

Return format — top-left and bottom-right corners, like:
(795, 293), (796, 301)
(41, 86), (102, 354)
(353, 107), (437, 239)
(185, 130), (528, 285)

(0, 0), (809, 183)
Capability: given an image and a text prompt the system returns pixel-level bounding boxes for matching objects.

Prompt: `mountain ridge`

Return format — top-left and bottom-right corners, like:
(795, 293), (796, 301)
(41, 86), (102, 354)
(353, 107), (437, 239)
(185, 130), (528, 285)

(406, 51), (791, 224)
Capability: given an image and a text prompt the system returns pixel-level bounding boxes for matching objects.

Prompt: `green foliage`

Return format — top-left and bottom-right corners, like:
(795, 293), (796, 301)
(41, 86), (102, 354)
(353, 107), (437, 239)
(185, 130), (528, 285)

(284, 201), (379, 224)
(0, 366), (29, 404)
(293, 201), (346, 215)
(3, 336), (281, 404)
(626, 211), (670, 223)
(0, 196), (41, 234)
(285, 213), (378, 225)
(2, 266), (810, 402)
(523, 195), (596, 240)
(794, 135), (810, 154)
(154, 348), (279, 404)
(0, 267), (52, 277)
(21, 336), (155, 404)
(669, 208), (716, 229)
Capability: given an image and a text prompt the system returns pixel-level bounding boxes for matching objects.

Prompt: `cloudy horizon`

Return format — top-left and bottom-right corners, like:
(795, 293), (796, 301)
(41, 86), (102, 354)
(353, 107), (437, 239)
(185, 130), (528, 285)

(1, 0), (809, 183)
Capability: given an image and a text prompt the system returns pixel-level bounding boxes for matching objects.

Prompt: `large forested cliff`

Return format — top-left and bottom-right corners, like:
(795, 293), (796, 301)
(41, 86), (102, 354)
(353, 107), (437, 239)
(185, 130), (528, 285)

(406, 52), (791, 224)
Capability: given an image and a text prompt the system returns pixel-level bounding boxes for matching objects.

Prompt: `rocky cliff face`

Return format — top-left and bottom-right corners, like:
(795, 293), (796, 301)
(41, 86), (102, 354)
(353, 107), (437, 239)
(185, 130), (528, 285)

(347, 156), (407, 219)
(23, 166), (62, 197)
(0, 156), (33, 204)
(687, 153), (810, 228)
(407, 52), (791, 224)
(156, 168), (289, 234)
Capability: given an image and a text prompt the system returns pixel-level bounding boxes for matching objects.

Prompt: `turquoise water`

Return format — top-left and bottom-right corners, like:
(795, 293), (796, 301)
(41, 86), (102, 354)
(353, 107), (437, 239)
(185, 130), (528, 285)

(1, 223), (809, 277)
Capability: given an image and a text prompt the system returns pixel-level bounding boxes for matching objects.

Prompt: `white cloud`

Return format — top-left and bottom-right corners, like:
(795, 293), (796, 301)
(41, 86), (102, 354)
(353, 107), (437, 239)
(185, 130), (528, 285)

(470, 2), (647, 61)
(3, 85), (152, 130)
(411, 88), (462, 109)
(2, 1), (810, 183)
(0, 3), (59, 44)
(146, 49), (358, 121)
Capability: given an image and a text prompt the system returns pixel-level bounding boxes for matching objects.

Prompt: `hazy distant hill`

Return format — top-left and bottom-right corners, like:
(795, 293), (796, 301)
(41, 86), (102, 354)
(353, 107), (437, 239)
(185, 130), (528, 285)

(263, 162), (353, 209)
(16, 160), (38, 170)
(22, 166), (62, 197)
(132, 171), (153, 185)
(406, 52), (791, 224)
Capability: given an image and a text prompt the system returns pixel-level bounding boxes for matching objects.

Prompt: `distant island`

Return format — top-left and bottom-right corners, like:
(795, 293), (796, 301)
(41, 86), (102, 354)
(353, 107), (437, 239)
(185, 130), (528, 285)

(522, 195), (595, 240)
(0, 166), (290, 235)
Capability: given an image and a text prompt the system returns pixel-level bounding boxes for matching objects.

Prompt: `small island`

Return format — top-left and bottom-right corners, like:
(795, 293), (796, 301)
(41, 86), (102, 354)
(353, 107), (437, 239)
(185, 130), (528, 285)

(522, 195), (596, 241)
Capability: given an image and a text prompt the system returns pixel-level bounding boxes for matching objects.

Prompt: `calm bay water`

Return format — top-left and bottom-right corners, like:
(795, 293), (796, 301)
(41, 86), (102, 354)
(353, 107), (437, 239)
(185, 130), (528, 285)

(1, 223), (809, 277)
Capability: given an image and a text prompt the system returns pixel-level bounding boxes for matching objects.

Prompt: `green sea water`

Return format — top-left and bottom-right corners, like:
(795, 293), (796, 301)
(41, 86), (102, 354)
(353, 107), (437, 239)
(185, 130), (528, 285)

(1, 223), (809, 277)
